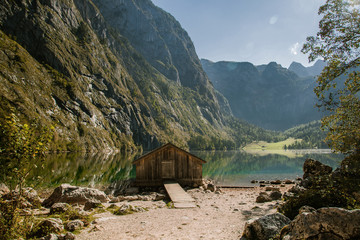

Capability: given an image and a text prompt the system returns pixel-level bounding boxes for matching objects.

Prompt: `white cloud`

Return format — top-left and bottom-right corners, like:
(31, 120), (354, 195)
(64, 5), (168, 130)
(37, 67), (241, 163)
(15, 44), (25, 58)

(269, 15), (278, 25)
(290, 42), (300, 55)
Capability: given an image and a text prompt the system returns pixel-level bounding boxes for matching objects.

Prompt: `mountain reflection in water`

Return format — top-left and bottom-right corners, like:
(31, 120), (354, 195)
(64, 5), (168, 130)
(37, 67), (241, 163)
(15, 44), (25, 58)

(29, 150), (342, 188)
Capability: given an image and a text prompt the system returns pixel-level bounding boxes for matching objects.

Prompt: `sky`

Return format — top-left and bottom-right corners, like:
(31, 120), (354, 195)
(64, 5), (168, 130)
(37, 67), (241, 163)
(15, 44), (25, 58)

(151, 0), (326, 68)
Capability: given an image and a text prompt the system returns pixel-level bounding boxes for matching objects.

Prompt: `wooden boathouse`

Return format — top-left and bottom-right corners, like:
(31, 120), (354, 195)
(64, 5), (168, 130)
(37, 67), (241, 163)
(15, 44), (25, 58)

(133, 143), (206, 187)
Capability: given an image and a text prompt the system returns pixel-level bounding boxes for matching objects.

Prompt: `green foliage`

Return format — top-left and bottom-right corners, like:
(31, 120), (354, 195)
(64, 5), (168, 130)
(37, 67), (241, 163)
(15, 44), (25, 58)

(0, 199), (34, 240)
(302, 0), (360, 155)
(0, 112), (53, 190)
(284, 121), (329, 149)
(0, 112), (53, 239)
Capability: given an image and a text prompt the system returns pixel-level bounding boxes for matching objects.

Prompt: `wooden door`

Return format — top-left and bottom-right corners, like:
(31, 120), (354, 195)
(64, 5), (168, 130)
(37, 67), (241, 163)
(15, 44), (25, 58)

(162, 160), (175, 179)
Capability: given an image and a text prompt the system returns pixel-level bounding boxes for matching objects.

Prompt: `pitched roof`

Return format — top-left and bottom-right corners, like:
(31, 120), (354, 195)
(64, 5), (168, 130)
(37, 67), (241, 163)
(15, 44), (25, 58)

(133, 143), (206, 164)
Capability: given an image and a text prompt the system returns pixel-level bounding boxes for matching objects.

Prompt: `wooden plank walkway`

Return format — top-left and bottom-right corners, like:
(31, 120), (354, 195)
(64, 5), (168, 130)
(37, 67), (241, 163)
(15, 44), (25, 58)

(163, 181), (196, 208)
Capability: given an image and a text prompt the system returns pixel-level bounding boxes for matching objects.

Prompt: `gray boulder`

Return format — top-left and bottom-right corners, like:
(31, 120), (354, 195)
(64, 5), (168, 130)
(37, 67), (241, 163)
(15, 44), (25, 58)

(43, 184), (109, 207)
(241, 213), (291, 240)
(281, 207), (360, 240)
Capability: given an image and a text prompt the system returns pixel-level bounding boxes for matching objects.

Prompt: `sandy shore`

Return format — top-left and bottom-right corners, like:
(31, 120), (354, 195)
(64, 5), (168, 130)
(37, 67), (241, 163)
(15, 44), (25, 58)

(77, 185), (292, 240)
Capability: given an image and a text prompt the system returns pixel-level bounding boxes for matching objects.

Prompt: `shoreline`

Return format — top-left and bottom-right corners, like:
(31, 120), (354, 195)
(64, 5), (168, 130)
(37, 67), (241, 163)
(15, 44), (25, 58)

(76, 185), (293, 240)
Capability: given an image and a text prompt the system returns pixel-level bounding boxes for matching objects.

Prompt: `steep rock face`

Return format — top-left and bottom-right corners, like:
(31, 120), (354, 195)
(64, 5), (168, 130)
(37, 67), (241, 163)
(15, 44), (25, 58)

(0, 0), (230, 151)
(202, 59), (323, 131)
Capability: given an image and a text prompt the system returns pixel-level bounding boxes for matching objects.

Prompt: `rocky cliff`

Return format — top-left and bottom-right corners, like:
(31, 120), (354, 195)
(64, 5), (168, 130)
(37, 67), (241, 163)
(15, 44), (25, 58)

(202, 59), (324, 131)
(0, 0), (238, 152)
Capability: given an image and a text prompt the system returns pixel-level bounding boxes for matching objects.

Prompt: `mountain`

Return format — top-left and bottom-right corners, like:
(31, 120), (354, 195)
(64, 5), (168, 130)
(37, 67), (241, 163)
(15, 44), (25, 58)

(0, 0), (276, 152)
(288, 60), (326, 78)
(201, 59), (324, 131)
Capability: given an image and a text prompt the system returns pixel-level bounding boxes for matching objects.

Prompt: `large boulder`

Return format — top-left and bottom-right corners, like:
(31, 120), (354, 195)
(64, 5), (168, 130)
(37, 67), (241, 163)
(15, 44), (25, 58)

(42, 184), (109, 207)
(241, 213), (291, 240)
(281, 207), (360, 239)
(303, 158), (332, 180)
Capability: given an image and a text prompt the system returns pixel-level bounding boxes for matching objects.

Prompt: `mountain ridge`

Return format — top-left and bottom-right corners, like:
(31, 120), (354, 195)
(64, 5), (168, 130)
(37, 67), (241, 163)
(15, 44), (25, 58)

(201, 59), (324, 131)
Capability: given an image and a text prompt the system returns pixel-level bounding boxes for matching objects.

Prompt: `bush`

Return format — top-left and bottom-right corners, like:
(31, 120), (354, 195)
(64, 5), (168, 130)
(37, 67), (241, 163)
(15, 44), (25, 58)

(0, 112), (53, 238)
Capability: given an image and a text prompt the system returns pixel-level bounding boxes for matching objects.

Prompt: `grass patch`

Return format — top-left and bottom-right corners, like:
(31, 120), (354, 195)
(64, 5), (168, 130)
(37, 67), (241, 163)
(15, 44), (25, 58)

(243, 138), (301, 150)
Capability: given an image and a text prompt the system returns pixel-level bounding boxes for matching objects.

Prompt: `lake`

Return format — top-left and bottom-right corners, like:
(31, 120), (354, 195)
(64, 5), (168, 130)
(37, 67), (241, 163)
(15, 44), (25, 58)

(30, 150), (343, 188)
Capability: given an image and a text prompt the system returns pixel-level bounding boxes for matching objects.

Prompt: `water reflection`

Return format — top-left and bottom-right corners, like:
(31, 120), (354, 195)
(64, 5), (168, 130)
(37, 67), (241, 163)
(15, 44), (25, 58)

(29, 152), (137, 188)
(29, 150), (343, 188)
(194, 150), (343, 186)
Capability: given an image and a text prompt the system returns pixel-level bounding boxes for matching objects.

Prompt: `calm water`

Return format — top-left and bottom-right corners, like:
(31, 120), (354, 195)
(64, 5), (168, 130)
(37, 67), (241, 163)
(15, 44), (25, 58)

(29, 150), (343, 188)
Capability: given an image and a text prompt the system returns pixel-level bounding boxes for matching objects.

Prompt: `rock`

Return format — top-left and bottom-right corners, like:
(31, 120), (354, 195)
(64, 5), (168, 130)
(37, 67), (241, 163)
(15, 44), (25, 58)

(207, 183), (216, 192)
(0, 183), (9, 197)
(298, 205), (316, 214)
(113, 203), (147, 215)
(60, 232), (76, 240)
(265, 187), (280, 192)
(39, 233), (59, 240)
(270, 180), (282, 185)
(303, 158), (333, 180)
(288, 185), (306, 194)
(282, 207), (360, 240)
(42, 184), (109, 207)
(125, 187), (139, 195)
(154, 193), (166, 201)
(33, 218), (64, 237)
(23, 187), (42, 207)
(84, 200), (102, 211)
(66, 220), (84, 232)
(50, 203), (70, 214)
(241, 213), (291, 240)
(251, 180), (257, 184)
(284, 179), (294, 184)
(256, 192), (272, 203)
(270, 191), (282, 200)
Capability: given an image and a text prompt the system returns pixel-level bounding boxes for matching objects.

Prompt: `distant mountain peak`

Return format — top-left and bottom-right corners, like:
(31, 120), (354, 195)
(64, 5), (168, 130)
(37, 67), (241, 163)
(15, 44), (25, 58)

(288, 60), (326, 78)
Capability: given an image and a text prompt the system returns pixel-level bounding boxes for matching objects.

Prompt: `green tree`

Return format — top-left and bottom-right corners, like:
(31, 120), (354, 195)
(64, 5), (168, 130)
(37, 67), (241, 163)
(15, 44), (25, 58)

(0, 112), (53, 239)
(302, 0), (360, 155)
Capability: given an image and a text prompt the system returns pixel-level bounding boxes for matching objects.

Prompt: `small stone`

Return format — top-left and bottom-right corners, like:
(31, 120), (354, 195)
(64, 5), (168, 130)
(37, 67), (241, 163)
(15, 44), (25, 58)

(50, 203), (70, 214)
(66, 220), (84, 232)
(256, 192), (272, 203)
(270, 191), (282, 200)
(155, 193), (166, 201)
(84, 200), (102, 211)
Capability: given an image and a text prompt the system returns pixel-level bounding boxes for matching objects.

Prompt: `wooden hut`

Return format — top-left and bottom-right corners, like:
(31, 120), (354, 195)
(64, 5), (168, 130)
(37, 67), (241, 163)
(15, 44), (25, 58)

(133, 143), (206, 187)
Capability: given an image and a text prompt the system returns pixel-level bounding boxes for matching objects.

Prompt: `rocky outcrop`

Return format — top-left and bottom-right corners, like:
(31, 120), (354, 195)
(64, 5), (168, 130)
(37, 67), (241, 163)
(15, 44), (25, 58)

(303, 158), (333, 179)
(241, 213), (291, 240)
(42, 184), (109, 207)
(281, 207), (360, 240)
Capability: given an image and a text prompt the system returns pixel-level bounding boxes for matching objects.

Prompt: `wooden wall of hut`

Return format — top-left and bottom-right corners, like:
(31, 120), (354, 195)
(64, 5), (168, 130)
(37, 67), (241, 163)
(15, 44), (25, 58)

(133, 144), (205, 187)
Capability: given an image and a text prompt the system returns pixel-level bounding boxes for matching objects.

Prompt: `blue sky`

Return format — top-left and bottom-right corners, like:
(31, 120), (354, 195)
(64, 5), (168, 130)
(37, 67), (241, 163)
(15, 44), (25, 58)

(151, 0), (325, 67)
